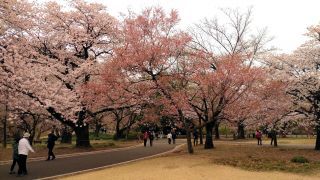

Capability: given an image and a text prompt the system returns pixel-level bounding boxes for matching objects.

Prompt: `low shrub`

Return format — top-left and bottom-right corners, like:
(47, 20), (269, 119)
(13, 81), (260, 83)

(291, 156), (309, 163)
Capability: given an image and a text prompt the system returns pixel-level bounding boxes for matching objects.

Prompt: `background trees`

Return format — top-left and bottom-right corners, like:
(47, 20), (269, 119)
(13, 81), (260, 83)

(268, 23), (320, 149)
(1, 0), (118, 147)
(187, 8), (271, 149)
(1, 0), (319, 152)
(95, 7), (196, 153)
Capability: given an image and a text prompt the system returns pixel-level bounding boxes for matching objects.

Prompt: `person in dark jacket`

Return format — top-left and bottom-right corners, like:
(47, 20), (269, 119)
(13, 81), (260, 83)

(172, 130), (177, 144)
(193, 128), (198, 146)
(149, 131), (154, 147)
(9, 136), (20, 174)
(46, 130), (58, 161)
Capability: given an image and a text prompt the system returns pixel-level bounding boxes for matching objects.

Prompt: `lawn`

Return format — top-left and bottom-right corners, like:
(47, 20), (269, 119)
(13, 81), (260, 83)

(62, 138), (320, 180)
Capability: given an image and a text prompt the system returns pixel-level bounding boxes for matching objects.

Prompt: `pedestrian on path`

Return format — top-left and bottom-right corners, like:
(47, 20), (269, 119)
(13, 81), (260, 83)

(270, 129), (277, 146)
(193, 128), (198, 146)
(159, 131), (163, 139)
(172, 130), (177, 144)
(149, 131), (154, 146)
(256, 130), (262, 145)
(167, 132), (172, 144)
(46, 130), (58, 161)
(9, 136), (20, 174)
(17, 132), (35, 176)
(143, 131), (149, 147)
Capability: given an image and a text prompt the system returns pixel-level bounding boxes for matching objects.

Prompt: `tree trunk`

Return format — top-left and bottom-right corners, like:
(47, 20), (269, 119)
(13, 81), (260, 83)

(125, 126), (130, 140)
(29, 133), (35, 146)
(29, 116), (38, 145)
(74, 125), (90, 147)
(125, 116), (133, 140)
(179, 110), (193, 154)
(186, 128), (193, 153)
(36, 129), (41, 141)
(315, 125), (320, 150)
(47, 107), (89, 145)
(214, 122), (220, 139)
(2, 103), (7, 148)
(204, 121), (214, 149)
(113, 111), (124, 140)
(114, 120), (122, 140)
(273, 132), (278, 147)
(198, 117), (203, 144)
(199, 127), (203, 144)
(94, 123), (102, 138)
(237, 122), (245, 139)
(61, 126), (72, 144)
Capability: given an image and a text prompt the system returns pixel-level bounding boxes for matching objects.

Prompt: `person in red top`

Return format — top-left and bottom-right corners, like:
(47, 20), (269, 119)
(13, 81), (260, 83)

(256, 130), (262, 145)
(143, 131), (149, 147)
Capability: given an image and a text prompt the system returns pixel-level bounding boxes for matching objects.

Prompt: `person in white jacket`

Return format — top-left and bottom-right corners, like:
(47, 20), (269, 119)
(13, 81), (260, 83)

(167, 132), (172, 144)
(17, 132), (35, 176)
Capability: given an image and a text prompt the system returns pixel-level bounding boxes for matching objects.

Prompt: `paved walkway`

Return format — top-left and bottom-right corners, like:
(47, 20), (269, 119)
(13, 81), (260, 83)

(0, 139), (182, 180)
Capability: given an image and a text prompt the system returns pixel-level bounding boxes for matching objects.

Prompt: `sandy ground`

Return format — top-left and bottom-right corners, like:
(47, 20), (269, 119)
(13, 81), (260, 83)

(62, 153), (320, 180)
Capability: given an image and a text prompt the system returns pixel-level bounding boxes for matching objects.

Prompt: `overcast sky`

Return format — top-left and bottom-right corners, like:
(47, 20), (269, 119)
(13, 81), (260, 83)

(51, 0), (320, 53)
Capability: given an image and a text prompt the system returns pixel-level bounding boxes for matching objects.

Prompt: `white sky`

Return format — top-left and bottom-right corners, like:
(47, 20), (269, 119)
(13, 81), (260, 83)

(43, 0), (320, 53)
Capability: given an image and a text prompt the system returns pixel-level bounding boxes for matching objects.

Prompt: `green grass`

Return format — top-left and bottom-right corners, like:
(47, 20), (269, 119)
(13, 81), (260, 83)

(88, 132), (114, 140)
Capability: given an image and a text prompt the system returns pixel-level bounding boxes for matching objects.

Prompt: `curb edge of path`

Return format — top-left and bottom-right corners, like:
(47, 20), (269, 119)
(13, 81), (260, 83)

(37, 143), (186, 180)
(0, 143), (143, 165)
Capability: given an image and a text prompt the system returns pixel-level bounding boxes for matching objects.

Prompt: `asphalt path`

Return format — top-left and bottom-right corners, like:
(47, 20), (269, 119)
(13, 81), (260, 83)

(0, 139), (182, 180)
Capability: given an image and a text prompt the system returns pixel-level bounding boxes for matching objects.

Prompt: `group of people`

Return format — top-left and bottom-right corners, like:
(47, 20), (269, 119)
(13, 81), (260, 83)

(142, 130), (178, 146)
(9, 130), (59, 176)
(166, 131), (177, 144)
(255, 129), (279, 146)
(9, 132), (34, 176)
(143, 131), (155, 147)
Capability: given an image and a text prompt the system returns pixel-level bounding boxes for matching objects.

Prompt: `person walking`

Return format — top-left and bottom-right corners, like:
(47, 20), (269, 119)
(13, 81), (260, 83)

(193, 128), (199, 146)
(159, 131), (163, 139)
(46, 130), (58, 161)
(269, 129), (274, 145)
(171, 130), (177, 144)
(143, 131), (149, 147)
(256, 130), (262, 145)
(167, 132), (172, 144)
(149, 131), (154, 147)
(9, 136), (20, 174)
(17, 132), (35, 176)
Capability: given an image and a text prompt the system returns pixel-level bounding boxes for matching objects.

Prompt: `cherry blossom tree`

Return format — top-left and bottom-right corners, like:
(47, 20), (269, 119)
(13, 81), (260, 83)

(96, 7), (196, 153)
(188, 8), (272, 149)
(188, 54), (265, 148)
(252, 79), (292, 146)
(0, 0), (118, 147)
(270, 23), (320, 149)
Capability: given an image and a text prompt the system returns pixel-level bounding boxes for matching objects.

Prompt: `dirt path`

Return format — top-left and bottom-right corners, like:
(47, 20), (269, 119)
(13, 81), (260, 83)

(63, 149), (320, 180)
(62, 139), (320, 180)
